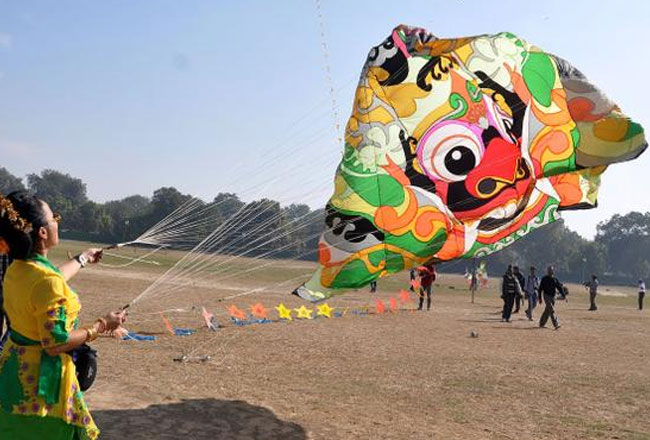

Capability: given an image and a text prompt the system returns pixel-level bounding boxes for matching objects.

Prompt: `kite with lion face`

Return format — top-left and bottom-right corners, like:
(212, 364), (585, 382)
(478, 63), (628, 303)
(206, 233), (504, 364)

(295, 25), (646, 301)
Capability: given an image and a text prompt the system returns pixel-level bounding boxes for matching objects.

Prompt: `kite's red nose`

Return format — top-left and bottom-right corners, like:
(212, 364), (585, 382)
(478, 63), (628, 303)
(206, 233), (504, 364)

(465, 137), (525, 199)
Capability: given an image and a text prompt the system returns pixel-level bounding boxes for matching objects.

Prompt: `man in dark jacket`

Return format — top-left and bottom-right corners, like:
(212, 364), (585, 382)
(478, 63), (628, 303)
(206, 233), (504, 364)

(418, 263), (436, 311)
(501, 265), (521, 322)
(538, 265), (563, 329)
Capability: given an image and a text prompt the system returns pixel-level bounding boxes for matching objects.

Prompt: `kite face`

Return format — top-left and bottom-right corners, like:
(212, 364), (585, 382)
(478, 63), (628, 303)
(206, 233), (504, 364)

(298, 26), (646, 301)
(415, 83), (532, 231)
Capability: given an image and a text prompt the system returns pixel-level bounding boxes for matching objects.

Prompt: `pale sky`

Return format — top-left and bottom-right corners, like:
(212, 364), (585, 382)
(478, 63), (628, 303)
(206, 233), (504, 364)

(1, 0), (649, 239)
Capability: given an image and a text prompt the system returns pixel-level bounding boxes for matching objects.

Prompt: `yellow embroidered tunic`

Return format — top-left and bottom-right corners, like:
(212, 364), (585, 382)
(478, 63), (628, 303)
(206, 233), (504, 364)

(0, 257), (99, 439)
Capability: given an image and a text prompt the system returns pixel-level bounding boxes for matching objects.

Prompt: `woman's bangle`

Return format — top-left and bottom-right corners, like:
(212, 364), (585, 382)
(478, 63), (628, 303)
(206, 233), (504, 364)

(83, 326), (98, 342)
(95, 317), (108, 333)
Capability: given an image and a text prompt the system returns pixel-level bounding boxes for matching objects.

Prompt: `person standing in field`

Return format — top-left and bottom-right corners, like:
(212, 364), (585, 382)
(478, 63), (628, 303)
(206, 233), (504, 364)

(524, 266), (540, 321)
(0, 191), (127, 439)
(584, 274), (599, 311)
(538, 265), (564, 330)
(470, 267), (479, 301)
(501, 265), (521, 322)
(417, 263), (436, 311)
(513, 266), (525, 314)
(639, 279), (646, 310)
(369, 280), (377, 293)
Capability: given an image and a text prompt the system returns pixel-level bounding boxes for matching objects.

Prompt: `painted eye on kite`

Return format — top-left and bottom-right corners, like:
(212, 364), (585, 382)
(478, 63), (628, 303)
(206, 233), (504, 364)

(417, 123), (484, 182)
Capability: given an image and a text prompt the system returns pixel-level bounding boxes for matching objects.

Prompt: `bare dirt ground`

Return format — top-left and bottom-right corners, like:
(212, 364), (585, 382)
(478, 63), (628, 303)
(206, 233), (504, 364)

(53, 241), (650, 439)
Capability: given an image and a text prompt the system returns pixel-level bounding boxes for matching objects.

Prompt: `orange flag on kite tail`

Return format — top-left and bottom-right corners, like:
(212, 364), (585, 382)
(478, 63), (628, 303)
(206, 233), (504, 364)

(160, 313), (175, 335)
(375, 299), (386, 314)
(250, 303), (269, 319)
(399, 289), (413, 304)
(389, 297), (398, 312)
(227, 304), (247, 321)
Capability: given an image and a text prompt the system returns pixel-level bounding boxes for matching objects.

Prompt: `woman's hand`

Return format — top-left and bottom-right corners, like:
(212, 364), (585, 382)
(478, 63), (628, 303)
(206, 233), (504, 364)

(101, 310), (127, 333)
(60, 247), (103, 280)
(82, 248), (103, 264)
(110, 326), (129, 339)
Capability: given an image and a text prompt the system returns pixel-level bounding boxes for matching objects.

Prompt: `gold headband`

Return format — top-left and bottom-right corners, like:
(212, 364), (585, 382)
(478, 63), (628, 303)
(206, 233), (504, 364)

(0, 193), (32, 233)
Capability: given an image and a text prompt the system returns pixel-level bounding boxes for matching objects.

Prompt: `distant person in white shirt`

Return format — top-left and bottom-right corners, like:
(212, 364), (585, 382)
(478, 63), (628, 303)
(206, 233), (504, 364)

(639, 279), (646, 311)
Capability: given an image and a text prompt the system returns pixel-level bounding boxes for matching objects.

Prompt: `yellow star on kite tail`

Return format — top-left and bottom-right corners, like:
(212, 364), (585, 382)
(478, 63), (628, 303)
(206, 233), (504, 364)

(275, 303), (292, 321)
(316, 303), (334, 318)
(294, 305), (314, 319)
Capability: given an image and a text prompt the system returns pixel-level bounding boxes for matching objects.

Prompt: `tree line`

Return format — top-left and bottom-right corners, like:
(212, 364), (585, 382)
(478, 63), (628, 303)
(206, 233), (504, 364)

(1, 167), (648, 284)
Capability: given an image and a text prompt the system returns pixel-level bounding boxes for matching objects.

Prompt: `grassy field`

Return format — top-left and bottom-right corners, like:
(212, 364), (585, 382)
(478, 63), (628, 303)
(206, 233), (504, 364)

(49, 240), (650, 439)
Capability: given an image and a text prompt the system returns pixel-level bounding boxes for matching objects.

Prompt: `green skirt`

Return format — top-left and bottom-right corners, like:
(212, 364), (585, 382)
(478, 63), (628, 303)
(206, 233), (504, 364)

(0, 411), (91, 440)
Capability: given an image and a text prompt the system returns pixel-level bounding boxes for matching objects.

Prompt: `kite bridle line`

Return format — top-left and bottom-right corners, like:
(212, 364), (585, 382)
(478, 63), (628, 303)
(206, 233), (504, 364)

(127, 139), (561, 310)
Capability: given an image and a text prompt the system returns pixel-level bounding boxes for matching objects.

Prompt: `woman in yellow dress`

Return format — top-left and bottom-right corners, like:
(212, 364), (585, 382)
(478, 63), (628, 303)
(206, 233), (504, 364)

(0, 191), (126, 439)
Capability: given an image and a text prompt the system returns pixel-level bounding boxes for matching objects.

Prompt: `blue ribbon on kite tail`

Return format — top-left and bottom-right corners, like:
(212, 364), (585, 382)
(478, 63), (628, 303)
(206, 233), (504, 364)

(173, 328), (196, 336)
(123, 332), (156, 341)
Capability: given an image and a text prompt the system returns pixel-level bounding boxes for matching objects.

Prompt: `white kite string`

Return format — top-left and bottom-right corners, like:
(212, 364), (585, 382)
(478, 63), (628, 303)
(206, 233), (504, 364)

(99, 246), (165, 268)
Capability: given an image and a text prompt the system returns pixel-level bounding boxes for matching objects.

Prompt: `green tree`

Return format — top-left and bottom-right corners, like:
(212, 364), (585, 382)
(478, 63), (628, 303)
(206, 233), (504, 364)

(282, 204), (314, 257)
(27, 169), (88, 230)
(596, 212), (650, 281)
(213, 193), (245, 220)
(0, 167), (25, 194)
(103, 195), (152, 242)
(150, 187), (191, 219)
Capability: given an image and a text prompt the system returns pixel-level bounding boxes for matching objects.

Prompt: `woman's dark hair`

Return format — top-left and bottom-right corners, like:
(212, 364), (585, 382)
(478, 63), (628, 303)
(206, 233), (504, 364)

(0, 191), (47, 260)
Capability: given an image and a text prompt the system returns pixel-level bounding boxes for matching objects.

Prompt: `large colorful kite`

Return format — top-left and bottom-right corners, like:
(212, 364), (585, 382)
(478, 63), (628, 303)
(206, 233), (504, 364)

(296, 25), (647, 301)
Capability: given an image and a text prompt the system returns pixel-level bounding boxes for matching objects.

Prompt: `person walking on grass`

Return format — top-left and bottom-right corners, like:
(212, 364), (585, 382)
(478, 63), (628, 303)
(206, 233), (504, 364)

(524, 266), (540, 321)
(513, 265), (525, 314)
(501, 265), (521, 322)
(417, 263), (436, 311)
(639, 279), (646, 310)
(538, 265), (564, 330)
(369, 280), (377, 293)
(584, 274), (599, 311)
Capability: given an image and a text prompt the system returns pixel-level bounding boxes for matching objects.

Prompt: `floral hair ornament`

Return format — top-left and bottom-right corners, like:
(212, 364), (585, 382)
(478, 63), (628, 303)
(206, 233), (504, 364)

(0, 192), (33, 238)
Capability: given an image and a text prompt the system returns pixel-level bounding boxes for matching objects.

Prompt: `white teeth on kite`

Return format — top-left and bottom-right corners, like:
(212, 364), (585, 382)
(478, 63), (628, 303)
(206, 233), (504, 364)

(488, 207), (506, 219)
(485, 201), (518, 220)
(504, 202), (518, 218)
